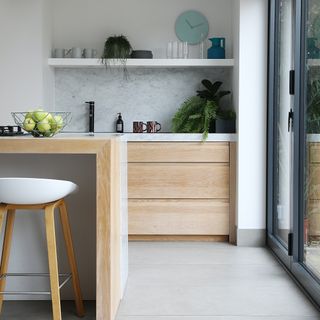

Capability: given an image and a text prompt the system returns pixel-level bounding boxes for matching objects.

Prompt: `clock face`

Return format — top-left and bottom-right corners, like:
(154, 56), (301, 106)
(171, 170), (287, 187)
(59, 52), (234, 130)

(175, 10), (209, 45)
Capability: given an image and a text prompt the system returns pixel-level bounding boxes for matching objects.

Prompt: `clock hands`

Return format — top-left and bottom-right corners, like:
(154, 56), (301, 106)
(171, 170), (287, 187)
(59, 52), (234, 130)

(185, 19), (193, 29)
(192, 22), (204, 28)
(185, 19), (204, 29)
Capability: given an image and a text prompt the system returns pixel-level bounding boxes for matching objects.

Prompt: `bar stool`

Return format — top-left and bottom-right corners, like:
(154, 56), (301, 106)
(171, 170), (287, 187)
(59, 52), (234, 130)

(0, 178), (85, 320)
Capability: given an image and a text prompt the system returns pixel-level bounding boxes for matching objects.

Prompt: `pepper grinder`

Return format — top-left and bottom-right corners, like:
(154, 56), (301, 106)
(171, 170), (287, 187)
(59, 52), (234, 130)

(85, 101), (95, 136)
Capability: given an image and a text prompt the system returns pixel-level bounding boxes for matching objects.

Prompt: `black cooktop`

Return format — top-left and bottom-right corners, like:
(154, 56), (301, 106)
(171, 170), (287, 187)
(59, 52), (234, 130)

(0, 126), (24, 136)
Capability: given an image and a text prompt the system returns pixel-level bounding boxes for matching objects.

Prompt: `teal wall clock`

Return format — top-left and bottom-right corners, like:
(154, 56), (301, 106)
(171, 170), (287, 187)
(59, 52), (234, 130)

(175, 10), (209, 45)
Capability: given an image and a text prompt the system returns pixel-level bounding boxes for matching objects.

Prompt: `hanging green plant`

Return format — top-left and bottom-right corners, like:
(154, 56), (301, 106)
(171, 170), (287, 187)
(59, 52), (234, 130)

(101, 35), (132, 74)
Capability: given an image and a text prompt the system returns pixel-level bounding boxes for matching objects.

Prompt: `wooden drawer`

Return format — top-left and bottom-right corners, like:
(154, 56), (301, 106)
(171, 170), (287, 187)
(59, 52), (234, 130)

(309, 164), (320, 200)
(309, 143), (320, 163)
(128, 142), (229, 163)
(128, 199), (229, 235)
(308, 200), (320, 236)
(128, 163), (229, 199)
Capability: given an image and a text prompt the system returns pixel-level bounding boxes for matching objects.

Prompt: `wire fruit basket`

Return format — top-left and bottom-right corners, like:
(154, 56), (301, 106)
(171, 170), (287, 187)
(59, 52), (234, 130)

(12, 111), (72, 137)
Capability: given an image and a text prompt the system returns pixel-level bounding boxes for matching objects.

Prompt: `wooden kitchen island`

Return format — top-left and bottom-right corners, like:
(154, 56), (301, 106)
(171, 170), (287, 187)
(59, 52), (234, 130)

(0, 134), (125, 320)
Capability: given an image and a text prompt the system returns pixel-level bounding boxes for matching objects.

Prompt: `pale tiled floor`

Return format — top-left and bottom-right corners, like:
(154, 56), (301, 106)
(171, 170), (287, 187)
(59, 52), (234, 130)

(1, 242), (320, 319)
(117, 242), (320, 320)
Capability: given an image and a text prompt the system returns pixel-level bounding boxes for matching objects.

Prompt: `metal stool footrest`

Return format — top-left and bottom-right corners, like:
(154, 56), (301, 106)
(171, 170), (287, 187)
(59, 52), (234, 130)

(0, 273), (72, 295)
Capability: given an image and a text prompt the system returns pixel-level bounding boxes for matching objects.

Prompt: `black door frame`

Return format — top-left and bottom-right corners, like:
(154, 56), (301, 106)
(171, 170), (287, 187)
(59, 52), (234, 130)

(267, 0), (294, 269)
(267, 0), (320, 307)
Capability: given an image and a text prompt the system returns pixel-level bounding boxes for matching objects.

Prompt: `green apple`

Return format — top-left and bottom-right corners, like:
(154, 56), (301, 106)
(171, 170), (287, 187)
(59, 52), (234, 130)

(32, 109), (48, 122)
(46, 112), (53, 122)
(50, 115), (63, 132)
(25, 111), (34, 119)
(23, 117), (36, 132)
(37, 120), (51, 133)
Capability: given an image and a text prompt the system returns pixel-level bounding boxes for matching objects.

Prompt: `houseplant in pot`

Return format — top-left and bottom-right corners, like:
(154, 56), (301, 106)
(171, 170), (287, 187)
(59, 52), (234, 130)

(101, 35), (132, 74)
(196, 79), (236, 133)
(172, 96), (218, 141)
(172, 79), (233, 140)
(215, 109), (236, 133)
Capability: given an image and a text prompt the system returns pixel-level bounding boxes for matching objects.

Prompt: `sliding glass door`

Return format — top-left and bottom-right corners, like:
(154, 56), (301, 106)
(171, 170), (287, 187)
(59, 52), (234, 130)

(268, 0), (295, 265)
(268, 0), (320, 306)
(295, 0), (320, 294)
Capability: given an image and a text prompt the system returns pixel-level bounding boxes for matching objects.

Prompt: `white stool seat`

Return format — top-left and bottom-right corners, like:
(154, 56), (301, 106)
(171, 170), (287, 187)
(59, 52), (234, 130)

(0, 178), (78, 205)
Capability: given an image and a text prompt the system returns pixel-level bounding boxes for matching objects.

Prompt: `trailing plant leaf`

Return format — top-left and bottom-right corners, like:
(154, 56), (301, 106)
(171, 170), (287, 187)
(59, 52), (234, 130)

(202, 100), (218, 141)
(172, 96), (205, 133)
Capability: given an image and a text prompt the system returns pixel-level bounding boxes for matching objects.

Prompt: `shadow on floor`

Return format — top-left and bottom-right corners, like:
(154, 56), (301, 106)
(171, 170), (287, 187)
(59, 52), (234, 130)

(1, 300), (95, 319)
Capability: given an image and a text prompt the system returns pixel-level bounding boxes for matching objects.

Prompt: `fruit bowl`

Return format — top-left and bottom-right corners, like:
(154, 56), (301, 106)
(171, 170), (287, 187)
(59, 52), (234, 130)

(12, 111), (72, 137)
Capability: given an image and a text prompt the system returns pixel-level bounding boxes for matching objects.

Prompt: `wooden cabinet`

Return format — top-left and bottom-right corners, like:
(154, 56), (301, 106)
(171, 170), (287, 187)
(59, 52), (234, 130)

(128, 142), (236, 243)
(308, 143), (320, 239)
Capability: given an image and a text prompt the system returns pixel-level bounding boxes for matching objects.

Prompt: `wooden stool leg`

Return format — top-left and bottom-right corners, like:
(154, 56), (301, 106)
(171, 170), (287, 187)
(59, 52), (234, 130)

(59, 200), (85, 317)
(0, 207), (15, 314)
(45, 203), (62, 320)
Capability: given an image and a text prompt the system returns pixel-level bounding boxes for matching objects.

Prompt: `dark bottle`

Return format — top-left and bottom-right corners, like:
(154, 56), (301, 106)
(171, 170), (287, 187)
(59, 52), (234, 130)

(116, 113), (124, 133)
(85, 101), (95, 135)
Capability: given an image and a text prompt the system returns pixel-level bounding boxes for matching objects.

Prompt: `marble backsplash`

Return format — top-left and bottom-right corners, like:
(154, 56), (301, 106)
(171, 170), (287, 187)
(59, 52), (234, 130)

(55, 67), (233, 133)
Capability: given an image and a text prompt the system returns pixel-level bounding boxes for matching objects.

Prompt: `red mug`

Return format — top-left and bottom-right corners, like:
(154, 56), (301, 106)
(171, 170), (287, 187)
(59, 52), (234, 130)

(133, 121), (147, 133)
(147, 121), (161, 133)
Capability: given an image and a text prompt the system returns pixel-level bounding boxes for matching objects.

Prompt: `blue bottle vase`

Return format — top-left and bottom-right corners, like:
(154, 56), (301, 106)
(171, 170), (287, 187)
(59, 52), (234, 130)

(208, 37), (225, 59)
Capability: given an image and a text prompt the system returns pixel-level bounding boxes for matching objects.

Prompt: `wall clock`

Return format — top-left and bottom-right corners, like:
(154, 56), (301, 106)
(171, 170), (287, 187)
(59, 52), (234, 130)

(175, 10), (209, 45)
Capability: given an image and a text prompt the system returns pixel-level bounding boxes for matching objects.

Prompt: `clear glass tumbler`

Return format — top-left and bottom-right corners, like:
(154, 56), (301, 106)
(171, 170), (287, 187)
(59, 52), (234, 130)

(166, 41), (173, 59)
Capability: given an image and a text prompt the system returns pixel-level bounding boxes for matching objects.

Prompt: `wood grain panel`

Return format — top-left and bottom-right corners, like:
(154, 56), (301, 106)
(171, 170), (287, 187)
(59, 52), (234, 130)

(229, 142), (237, 244)
(309, 164), (320, 200)
(309, 143), (320, 163)
(308, 200), (320, 237)
(128, 199), (229, 235)
(128, 163), (229, 199)
(128, 142), (229, 163)
(0, 136), (123, 320)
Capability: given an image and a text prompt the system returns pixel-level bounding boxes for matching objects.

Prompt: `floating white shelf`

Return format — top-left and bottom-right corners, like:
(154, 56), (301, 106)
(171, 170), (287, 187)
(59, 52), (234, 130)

(48, 58), (234, 68)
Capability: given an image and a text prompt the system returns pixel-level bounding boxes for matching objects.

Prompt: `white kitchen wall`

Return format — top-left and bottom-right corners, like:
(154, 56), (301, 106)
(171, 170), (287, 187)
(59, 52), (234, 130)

(235, 0), (268, 245)
(52, 0), (234, 59)
(0, 0), (53, 125)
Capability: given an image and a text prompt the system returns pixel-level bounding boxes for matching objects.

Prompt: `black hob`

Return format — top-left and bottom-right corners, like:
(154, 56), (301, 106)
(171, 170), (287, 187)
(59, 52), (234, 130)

(0, 126), (24, 136)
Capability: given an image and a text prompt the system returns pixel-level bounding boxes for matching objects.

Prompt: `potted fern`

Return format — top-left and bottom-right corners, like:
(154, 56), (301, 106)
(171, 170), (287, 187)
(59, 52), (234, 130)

(172, 79), (234, 140)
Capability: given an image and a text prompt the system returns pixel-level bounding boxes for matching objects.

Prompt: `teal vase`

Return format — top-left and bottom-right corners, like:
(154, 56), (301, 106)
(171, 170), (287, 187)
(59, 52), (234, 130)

(208, 38), (225, 59)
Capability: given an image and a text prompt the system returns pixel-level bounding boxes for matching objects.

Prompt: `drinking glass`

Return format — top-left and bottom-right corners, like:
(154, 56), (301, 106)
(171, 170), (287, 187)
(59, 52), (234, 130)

(172, 41), (179, 59)
(183, 42), (189, 59)
(166, 41), (173, 59)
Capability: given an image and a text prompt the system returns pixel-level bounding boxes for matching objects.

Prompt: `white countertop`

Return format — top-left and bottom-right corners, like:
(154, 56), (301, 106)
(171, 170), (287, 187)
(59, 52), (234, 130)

(60, 132), (237, 142)
(307, 134), (320, 142)
(123, 133), (237, 142)
(0, 132), (237, 142)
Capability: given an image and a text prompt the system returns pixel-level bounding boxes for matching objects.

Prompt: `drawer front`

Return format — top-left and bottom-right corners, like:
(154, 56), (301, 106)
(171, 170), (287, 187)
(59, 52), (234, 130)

(309, 143), (320, 163)
(309, 164), (320, 200)
(128, 142), (230, 163)
(308, 200), (320, 236)
(129, 199), (229, 235)
(128, 163), (229, 199)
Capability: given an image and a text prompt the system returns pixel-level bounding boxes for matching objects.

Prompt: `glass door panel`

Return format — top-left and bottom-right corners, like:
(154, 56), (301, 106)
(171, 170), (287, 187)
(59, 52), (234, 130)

(274, 0), (295, 247)
(303, 0), (320, 278)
